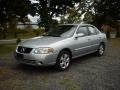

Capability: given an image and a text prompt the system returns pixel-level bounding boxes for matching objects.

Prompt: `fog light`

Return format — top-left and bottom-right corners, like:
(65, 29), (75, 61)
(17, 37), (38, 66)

(37, 61), (43, 65)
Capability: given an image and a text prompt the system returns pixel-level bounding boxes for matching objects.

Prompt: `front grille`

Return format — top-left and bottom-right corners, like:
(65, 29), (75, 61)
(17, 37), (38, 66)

(17, 46), (32, 54)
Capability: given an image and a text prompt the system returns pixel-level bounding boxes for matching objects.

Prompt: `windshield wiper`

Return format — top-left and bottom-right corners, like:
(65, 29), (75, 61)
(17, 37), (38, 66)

(51, 35), (61, 37)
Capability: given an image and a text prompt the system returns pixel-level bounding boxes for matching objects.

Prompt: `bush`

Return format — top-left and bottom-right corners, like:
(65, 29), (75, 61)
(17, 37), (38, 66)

(16, 29), (28, 34)
(116, 31), (120, 37)
(33, 29), (44, 36)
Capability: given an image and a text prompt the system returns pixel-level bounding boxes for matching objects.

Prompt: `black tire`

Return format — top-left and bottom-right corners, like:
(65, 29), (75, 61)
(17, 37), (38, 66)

(96, 44), (105, 56)
(56, 51), (71, 71)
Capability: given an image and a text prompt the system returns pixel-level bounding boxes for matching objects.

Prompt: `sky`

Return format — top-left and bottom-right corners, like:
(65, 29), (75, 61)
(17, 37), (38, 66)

(28, 0), (39, 23)
(28, 14), (40, 23)
(30, 0), (38, 3)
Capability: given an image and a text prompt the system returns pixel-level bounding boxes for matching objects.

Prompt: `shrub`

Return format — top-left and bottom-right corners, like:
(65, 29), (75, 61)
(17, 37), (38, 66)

(116, 31), (120, 37)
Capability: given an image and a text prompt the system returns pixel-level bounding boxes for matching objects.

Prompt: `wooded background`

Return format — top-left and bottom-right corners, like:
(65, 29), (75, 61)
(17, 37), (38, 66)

(0, 0), (120, 39)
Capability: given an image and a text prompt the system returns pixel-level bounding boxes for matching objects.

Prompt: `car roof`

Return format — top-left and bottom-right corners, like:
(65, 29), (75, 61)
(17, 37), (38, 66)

(60, 23), (94, 27)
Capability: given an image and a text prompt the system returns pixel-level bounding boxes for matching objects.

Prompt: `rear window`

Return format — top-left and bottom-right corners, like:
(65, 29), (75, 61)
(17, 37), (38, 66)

(88, 27), (98, 35)
(76, 26), (89, 36)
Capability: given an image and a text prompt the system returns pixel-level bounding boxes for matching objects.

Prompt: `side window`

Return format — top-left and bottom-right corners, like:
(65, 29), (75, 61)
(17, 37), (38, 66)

(76, 27), (89, 36)
(88, 27), (97, 35)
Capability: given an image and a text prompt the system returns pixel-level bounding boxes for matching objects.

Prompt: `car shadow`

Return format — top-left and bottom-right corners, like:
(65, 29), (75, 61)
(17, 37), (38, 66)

(13, 64), (59, 74)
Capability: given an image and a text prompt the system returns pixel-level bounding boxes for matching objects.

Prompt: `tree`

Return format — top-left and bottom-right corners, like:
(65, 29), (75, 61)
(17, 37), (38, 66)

(33, 0), (80, 32)
(95, 0), (120, 20)
(60, 0), (97, 24)
(93, 0), (120, 37)
(83, 11), (94, 23)
(93, 0), (120, 26)
(62, 7), (82, 24)
(0, 0), (34, 38)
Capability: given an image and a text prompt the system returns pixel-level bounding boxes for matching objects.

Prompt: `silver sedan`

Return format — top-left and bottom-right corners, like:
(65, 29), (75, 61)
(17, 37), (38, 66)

(15, 24), (107, 70)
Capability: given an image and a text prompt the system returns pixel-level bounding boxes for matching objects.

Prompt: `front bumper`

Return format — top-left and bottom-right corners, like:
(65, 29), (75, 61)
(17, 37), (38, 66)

(14, 52), (58, 66)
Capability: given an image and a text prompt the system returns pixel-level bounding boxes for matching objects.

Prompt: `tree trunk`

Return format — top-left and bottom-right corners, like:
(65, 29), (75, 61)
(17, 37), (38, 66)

(106, 31), (110, 38)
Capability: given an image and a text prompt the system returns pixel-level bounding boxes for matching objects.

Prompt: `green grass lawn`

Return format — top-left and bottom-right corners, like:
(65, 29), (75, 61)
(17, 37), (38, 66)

(0, 44), (16, 54)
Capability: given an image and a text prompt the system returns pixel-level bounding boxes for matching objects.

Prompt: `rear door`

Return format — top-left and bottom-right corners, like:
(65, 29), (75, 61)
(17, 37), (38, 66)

(87, 26), (101, 51)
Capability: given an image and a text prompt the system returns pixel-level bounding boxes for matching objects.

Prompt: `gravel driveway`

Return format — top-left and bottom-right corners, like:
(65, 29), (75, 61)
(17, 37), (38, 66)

(0, 41), (120, 90)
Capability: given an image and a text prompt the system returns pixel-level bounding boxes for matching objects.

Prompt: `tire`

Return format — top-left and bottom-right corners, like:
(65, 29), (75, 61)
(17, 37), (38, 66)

(56, 51), (71, 71)
(96, 44), (105, 56)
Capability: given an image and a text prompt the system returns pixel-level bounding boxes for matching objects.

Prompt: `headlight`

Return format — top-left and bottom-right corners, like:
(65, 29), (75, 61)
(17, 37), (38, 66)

(33, 47), (54, 54)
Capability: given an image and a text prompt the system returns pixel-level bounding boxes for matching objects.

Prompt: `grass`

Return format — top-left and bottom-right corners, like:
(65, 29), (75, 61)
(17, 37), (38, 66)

(108, 38), (120, 47)
(0, 44), (16, 54)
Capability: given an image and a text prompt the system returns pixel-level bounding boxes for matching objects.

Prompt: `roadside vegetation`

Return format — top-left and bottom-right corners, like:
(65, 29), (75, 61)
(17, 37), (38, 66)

(0, 28), (45, 40)
(108, 38), (120, 47)
(0, 0), (120, 40)
(0, 44), (16, 55)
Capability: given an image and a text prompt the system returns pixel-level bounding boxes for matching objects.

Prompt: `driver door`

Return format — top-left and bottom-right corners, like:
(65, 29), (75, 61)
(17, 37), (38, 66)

(73, 26), (91, 56)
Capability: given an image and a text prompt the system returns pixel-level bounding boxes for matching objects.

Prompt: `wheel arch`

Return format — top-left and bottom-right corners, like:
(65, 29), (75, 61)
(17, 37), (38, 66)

(100, 41), (106, 49)
(59, 48), (72, 58)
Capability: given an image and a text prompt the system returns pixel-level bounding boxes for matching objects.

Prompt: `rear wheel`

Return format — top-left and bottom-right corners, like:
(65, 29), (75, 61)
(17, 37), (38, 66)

(96, 44), (105, 56)
(56, 51), (71, 70)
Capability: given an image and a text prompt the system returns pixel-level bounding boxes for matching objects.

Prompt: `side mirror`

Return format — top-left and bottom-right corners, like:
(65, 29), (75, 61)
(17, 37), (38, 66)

(75, 33), (85, 38)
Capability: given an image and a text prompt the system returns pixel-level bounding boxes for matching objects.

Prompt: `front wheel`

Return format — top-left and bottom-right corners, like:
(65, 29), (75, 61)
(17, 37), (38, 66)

(56, 51), (71, 70)
(96, 44), (105, 56)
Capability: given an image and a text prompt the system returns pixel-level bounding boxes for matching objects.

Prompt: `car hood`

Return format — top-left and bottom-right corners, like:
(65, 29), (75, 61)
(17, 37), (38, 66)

(19, 36), (66, 48)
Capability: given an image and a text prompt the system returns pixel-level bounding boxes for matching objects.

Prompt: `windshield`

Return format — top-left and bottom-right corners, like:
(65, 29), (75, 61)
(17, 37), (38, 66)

(43, 25), (77, 37)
